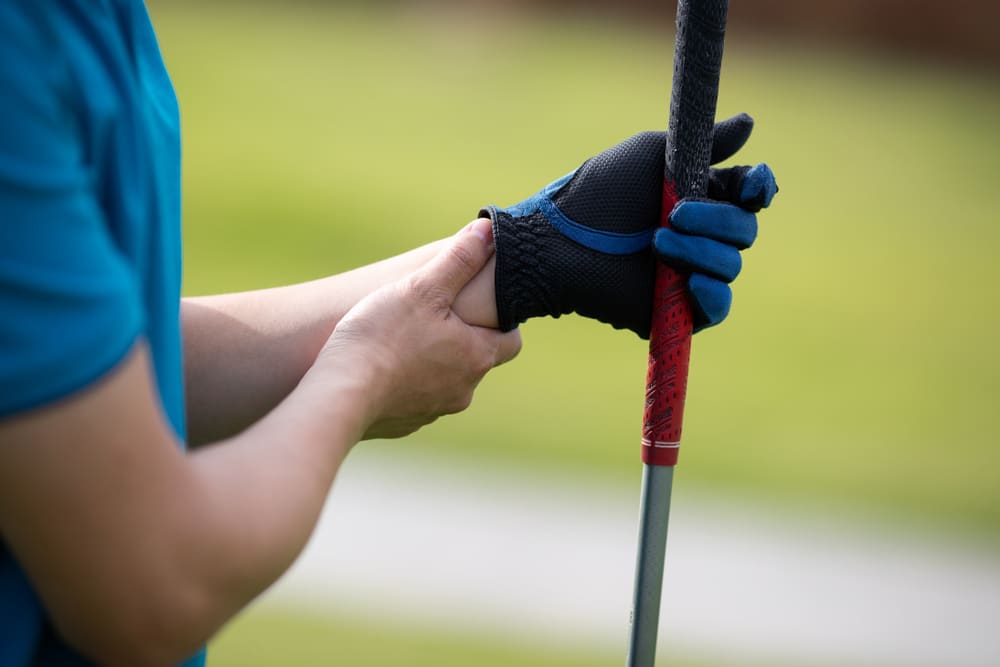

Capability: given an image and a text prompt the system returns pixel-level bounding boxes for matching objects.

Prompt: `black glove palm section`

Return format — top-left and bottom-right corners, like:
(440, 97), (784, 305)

(480, 114), (776, 338)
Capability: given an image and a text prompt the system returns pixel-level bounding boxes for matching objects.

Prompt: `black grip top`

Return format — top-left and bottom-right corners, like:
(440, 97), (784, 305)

(665, 0), (730, 199)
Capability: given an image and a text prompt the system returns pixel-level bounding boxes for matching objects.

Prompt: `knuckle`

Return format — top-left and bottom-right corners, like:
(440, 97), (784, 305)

(472, 346), (495, 376)
(450, 391), (474, 414)
(407, 275), (450, 311)
(501, 331), (522, 364)
(438, 388), (472, 417)
(744, 217), (759, 248)
(447, 241), (481, 277)
(425, 285), (453, 311)
(727, 247), (743, 280)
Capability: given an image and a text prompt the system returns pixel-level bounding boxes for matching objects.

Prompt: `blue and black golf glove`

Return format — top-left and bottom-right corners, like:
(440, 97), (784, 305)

(479, 113), (777, 339)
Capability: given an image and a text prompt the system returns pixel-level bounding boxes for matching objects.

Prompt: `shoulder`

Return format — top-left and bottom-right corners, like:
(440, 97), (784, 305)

(0, 4), (78, 171)
(0, 3), (149, 419)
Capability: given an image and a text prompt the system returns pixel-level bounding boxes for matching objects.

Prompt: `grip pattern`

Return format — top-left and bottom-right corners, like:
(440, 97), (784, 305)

(642, 182), (690, 465)
(642, 0), (729, 466)
(666, 0), (729, 199)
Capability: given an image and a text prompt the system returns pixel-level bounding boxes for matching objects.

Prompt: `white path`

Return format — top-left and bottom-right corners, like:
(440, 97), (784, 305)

(261, 447), (1000, 667)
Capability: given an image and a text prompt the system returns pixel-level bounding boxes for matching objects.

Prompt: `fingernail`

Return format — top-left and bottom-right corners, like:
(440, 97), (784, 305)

(466, 218), (494, 247)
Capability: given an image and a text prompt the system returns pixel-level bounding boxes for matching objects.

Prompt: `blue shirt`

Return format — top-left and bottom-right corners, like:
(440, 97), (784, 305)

(0, 2), (203, 664)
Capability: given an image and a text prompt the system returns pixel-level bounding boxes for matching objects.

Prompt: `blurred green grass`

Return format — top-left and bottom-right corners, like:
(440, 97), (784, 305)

(209, 606), (620, 667)
(210, 604), (829, 667)
(151, 3), (1000, 536)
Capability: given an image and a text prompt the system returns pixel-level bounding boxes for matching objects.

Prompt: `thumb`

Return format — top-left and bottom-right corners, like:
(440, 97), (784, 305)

(710, 113), (754, 164)
(413, 218), (495, 304)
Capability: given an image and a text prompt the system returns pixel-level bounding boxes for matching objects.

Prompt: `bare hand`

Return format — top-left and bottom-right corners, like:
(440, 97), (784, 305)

(312, 219), (521, 439)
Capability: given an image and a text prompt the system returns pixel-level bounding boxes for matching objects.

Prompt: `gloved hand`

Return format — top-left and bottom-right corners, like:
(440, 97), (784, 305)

(479, 113), (778, 338)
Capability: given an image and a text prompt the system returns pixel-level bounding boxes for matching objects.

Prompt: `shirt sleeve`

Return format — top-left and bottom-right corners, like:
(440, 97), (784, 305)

(0, 4), (142, 418)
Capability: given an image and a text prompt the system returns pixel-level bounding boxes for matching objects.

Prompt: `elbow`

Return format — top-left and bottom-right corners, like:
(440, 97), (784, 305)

(55, 581), (220, 667)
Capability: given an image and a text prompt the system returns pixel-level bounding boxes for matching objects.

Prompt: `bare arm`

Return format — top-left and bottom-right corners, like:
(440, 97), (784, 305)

(0, 221), (518, 667)
(0, 344), (361, 666)
(183, 223), (499, 445)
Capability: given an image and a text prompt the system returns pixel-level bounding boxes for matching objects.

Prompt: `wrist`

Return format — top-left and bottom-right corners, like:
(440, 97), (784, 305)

(292, 359), (380, 447)
(487, 204), (656, 337)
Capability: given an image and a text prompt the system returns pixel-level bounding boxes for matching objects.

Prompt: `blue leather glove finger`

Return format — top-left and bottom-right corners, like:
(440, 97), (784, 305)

(708, 162), (778, 212)
(669, 200), (758, 249)
(688, 273), (732, 333)
(653, 227), (743, 282)
(654, 198), (757, 323)
(740, 163), (778, 210)
(665, 162), (777, 331)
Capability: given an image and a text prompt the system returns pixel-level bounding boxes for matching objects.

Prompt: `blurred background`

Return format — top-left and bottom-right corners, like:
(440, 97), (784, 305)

(149, 1), (999, 665)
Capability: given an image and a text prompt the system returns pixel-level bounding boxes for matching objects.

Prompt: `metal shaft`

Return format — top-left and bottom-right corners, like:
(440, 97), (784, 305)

(625, 463), (675, 667)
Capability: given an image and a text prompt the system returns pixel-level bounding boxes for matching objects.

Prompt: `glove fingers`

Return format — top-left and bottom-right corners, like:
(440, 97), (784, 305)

(688, 273), (732, 333)
(707, 163), (778, 212)
(739, 163), (778, 210)
(711, 113), (754, 164)
(654, 228), (743, 282)
(669, 200), (757, 250)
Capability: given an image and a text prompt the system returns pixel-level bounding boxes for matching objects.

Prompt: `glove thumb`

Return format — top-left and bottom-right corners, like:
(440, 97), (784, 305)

(711, 113), (754, 164)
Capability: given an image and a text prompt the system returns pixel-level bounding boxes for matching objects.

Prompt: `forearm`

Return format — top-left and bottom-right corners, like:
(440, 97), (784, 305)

(0, 223), (514, 666)
(178, 369), (367, 639)
(183, 231), (497, 445)
(111, 383), (361, 665)
(0, 346), (368, 667)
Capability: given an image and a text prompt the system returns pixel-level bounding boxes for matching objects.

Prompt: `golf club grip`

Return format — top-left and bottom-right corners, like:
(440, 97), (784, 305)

(642, 0), (729, 466)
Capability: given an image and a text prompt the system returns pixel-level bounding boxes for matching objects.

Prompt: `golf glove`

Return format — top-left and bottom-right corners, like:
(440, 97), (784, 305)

(480, 113), (777, 338)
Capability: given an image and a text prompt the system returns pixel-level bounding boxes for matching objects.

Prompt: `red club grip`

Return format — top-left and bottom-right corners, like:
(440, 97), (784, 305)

(641, 179), (692, 466)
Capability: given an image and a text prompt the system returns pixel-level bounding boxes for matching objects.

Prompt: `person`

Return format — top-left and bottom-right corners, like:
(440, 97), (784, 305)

(0, 3), (776, 666)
